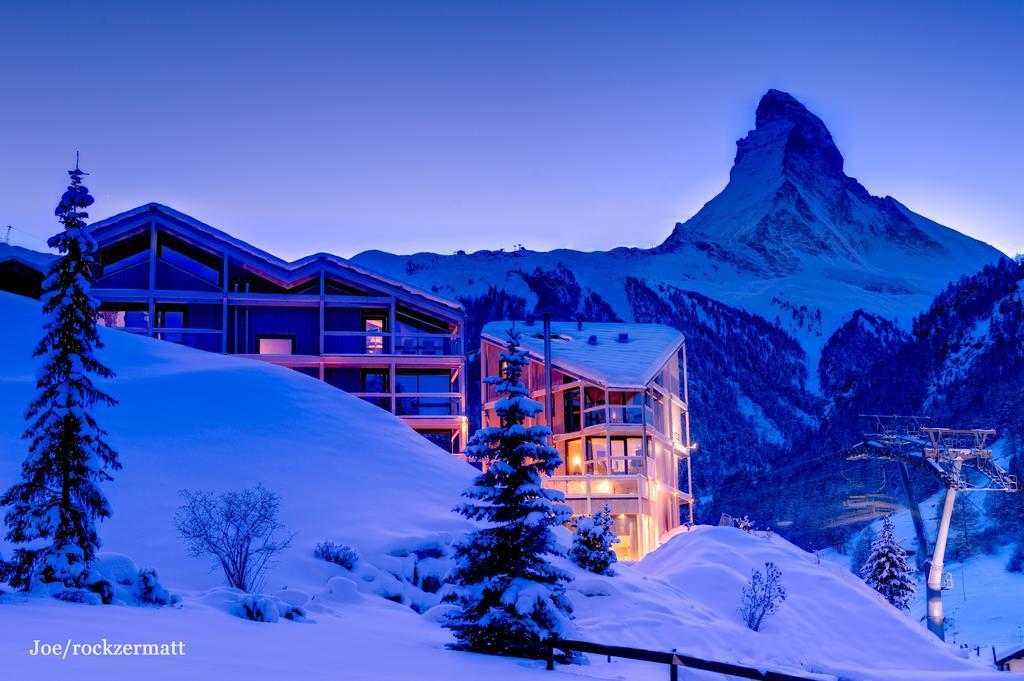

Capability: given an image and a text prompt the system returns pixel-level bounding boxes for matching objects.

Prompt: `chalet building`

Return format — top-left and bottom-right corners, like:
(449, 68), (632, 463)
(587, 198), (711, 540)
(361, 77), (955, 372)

(996, 645), (1024, 672)
(84, 203), (468, 452)
(480, 321), (694, 560)
(0, 244), (53, 299)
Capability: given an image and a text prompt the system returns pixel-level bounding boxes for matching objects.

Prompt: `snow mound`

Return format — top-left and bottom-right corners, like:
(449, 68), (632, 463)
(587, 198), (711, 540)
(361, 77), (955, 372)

(569, 527), (993, 680)
(0, 291), (475, 596)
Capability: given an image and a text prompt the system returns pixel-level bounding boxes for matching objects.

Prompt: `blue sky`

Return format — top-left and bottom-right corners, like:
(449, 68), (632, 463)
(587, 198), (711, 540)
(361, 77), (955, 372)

(1, 1), (1021, 258)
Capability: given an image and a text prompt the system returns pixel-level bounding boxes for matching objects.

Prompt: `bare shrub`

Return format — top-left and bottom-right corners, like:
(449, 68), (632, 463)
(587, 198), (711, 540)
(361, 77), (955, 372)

(739, 561), (787, 631)
(174, 485), (294, 592)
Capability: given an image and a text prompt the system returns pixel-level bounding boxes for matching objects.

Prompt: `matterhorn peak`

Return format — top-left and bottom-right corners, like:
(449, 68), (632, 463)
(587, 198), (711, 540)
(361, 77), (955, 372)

(734, 89), (846, 184)
(657, 90), (998, 275)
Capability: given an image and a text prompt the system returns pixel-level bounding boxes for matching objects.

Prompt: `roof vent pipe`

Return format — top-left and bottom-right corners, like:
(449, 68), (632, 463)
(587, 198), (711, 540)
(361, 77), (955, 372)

(587, 335), (598, 346)
(617, 332), (629, 343)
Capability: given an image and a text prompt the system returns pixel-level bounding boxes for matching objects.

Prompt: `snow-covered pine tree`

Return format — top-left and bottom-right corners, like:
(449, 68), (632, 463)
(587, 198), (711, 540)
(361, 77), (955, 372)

(860, 516), (915, 611)
(446, 330), (573, 659)
(569, 503), (619, 575)
(0, 162), (120, 589)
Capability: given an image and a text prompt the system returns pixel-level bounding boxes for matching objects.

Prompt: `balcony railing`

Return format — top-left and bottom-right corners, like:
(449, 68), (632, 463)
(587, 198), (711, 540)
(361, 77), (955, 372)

(583, 405), (652, 427)
(351, 393), (463, 417)
(545, 475), (644, 499)
(154, 329), (223, 353)
(396, 396), (462, 416)
(322, 331), (460, 356)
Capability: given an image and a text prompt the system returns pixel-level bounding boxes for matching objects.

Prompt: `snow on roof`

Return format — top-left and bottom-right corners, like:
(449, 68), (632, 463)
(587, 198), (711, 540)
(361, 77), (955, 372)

(481, 320), (684, 388)
(87, 203), (462, 313)
(0, 243), (56, 271)
(997, 644), (1024, 664)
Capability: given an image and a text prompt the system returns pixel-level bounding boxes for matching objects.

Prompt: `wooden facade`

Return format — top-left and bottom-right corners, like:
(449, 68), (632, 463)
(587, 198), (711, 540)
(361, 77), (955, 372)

(87, 203), (468, 452)
(480, 321), (694, 560)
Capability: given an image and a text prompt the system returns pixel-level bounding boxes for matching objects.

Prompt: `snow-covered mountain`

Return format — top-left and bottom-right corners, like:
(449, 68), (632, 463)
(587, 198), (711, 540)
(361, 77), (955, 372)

(353, 90), (1004, 369)
(352, 91), (1005, 511)
(659, 90), (998, 281)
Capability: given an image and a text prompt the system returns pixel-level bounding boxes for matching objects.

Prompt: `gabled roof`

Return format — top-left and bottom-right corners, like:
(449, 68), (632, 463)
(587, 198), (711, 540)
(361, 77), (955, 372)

(997, 644), (1024, 665)
(88, 203), (462, 315)
(0, 243), (56, 272)
(481, 321), (684, 389)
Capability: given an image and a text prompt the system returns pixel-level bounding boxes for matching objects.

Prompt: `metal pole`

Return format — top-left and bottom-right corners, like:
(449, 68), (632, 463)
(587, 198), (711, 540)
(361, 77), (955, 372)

(543, 313), (554, 445)
(682, 342), (694, 527)
(927, 484), (958, 639)
(897, 462), (929, 570)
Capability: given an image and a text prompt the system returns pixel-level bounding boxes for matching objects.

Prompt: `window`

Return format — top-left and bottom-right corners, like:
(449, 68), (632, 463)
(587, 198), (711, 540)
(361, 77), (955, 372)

(396, 369), (453, 394)
(361, 368), (389, 393)
(365, 318), (385, 354)
(419, 429), (457, 453)
(157, 308), (186, 342)
(611, 514), (638, 561)
(565, 438), (583, 475)
(158, 232), (221, 286)
(610, 437), (645, 475)
(562, 388), (581, 432)
(586, 437), (608, 474)
(97, 305), (148, 329)
(258, 336), (294, 355)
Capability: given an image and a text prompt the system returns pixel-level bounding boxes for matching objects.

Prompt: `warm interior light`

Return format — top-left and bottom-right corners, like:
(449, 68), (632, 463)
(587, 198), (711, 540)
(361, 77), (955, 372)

(596, 479), (612, 494)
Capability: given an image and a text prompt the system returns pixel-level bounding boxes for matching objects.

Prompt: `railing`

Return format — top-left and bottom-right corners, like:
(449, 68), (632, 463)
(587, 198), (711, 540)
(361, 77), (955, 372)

(583, 405), (651, 427)
(396, 396), (462, 416)
(545, 639), (829, 681)
(154, 329), (222, 353)
(350, 393), (463, 417)
(322, 331), (460, 356)
(394, 332), (461, 356)
(545, 475), (643, 498)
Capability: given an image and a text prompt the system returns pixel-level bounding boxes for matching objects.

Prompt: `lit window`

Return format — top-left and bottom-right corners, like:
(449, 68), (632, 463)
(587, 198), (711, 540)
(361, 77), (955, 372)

(365, 318), (384, 354)
(258, 337), (293, 355)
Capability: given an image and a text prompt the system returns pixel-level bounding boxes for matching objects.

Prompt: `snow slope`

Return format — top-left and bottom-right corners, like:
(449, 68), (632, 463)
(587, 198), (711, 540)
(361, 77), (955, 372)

(0, 291), (997, 679)
(831, 473), (1024, 658)
(0, 290), (477, 593)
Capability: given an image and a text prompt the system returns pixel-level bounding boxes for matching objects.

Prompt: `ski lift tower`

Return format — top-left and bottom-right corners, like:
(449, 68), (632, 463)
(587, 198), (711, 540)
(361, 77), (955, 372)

(847, 416), (1018, 640)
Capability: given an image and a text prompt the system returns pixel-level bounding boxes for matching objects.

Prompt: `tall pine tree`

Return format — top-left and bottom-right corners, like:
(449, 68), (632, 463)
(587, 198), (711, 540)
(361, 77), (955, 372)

(1, 162), (120, 589)
(446, 331), (573, 659)
(860, 516), (915, 611)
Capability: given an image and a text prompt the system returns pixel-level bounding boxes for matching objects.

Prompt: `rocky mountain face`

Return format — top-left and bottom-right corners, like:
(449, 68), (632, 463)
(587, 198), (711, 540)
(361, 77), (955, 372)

(658, 90), (986, 278)
(352, 90), (1006, 530)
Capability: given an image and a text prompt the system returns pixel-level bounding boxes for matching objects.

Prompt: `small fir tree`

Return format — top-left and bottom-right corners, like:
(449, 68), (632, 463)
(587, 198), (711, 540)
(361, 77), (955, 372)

(0, 162), (119, 589)
(569, 503), (619, 575)
(446, 331), (573, 659)
(860, 516), (915, 611)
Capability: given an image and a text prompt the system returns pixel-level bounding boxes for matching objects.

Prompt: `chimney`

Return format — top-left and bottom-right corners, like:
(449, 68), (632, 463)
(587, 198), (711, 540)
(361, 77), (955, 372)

(587, 335), (598, 346)
(617, 332), (629, 343)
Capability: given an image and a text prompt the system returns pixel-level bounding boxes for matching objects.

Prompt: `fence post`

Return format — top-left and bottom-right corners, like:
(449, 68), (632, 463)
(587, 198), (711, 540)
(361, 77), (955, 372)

(669, 661), (678, 681)
(546, 640), (554, 671)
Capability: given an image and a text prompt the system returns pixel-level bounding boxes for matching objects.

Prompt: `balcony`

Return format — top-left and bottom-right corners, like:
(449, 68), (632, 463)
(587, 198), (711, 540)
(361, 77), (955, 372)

(545, 475), (644, 499)
(396, 396), (462, 416)
(583, 405), (653, 428)
(154, 328), (222, 353)
(351, 393), (463, 417)
(323, 331), (461, 356)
